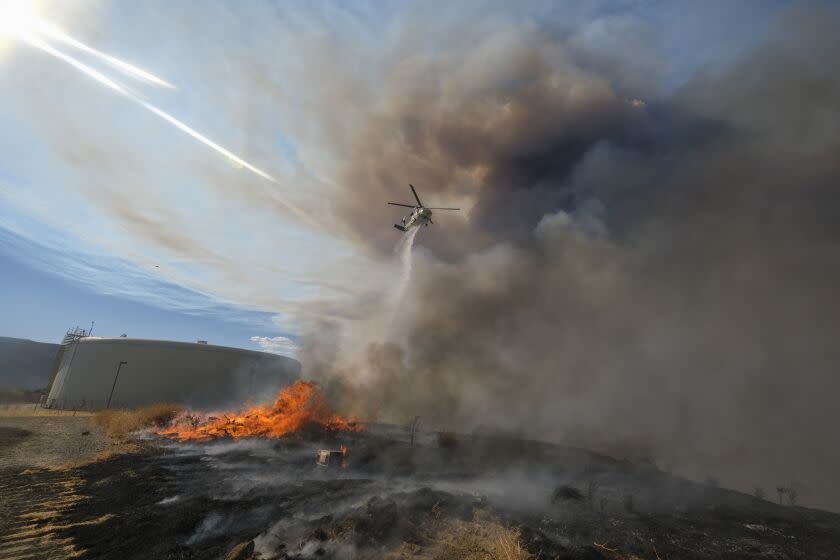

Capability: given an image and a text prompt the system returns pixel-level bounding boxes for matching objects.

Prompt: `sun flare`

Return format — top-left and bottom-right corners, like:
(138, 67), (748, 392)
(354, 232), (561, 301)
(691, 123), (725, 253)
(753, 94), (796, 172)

(0, 0), (284, 188)
(0, 0), (43, 42)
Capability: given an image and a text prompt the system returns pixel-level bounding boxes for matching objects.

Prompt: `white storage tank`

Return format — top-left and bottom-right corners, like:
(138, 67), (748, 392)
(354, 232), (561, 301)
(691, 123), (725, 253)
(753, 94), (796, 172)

(45, 337), (300, 410)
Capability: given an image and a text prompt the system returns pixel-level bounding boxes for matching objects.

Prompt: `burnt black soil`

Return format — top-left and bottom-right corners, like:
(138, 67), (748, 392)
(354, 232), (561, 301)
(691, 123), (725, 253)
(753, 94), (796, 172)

(2, 428), (839, 559)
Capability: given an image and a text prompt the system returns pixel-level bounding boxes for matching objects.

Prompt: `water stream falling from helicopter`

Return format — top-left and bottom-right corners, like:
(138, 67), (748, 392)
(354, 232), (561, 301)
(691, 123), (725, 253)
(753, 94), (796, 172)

(325, 227), (419, 382)
(392, 226), (420, 316)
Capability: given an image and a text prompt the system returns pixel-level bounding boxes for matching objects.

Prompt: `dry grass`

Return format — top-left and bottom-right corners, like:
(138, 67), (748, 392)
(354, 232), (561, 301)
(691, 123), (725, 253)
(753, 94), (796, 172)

(592, 542), (647, 560)
(388, 510), (532, 560)
(493, 528), (532, 560)
(0, 404), (93, 417)
(93, 403), (180, 437)
(433, 517), (532, 560)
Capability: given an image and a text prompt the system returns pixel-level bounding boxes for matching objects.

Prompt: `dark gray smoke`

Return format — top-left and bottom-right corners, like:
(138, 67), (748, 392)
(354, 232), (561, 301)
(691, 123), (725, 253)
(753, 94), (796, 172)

(299, 3), (840, 511)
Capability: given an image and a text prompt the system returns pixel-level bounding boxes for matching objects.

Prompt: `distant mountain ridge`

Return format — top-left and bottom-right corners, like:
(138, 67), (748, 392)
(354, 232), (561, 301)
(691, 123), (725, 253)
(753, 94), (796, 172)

(0, 336), (60, 390)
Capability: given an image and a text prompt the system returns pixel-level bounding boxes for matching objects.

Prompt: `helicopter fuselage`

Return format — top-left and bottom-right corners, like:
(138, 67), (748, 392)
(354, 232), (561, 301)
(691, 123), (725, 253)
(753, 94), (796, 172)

(399, 207), (432, 230)
(389, 184), (458, 232)
(394, 206), (433, 231)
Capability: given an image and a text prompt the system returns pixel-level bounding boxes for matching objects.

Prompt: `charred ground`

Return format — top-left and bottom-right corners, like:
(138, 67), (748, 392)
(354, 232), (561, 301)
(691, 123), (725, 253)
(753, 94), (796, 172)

(1, 417), (839, 559)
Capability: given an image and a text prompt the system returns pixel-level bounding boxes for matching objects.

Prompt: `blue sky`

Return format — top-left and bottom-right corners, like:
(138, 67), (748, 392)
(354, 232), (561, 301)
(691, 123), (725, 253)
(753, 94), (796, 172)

(0, 0), (389, 352)
(0, 0), (782, 352)
(0, 244), (273, 347)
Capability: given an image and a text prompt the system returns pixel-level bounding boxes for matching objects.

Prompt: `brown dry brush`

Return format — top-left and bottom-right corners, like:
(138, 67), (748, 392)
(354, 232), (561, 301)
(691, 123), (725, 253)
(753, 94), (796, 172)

(426, 512), (532, 560)
(93, 403), (181, 437)
(379, 504), (532, 560)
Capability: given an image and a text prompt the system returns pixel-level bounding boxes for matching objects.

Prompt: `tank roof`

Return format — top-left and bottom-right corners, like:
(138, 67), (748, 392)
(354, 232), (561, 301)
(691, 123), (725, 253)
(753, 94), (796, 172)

(70, 336), (298, 362)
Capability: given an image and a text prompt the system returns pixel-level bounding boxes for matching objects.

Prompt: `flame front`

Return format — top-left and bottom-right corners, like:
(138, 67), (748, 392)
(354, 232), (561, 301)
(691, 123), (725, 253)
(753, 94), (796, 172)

(158, 381), (361, 441)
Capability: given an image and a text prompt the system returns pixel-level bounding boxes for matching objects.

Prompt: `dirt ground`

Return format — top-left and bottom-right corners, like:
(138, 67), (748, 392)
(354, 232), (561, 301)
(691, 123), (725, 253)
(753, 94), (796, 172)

(0, 415), (102, 470)
(1, 416), (839, 560)
(0, 411), (148, 559)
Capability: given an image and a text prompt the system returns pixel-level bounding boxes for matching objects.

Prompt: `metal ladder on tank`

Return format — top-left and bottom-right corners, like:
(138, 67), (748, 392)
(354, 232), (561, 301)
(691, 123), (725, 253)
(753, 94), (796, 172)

(45, 327), (89, 409)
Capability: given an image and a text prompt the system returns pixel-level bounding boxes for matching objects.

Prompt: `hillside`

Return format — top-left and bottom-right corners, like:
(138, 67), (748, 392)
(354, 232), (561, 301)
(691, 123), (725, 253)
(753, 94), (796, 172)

(0, 336), (59, 391)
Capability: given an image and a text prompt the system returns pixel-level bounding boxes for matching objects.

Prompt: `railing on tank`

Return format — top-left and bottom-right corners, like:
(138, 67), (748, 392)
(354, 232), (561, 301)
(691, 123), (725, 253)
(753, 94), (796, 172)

(61, 326), (89, 345)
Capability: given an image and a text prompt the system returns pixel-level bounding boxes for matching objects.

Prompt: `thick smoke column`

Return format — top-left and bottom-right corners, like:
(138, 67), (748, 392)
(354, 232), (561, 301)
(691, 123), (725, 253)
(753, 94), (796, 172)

(298, 3), (840, 510)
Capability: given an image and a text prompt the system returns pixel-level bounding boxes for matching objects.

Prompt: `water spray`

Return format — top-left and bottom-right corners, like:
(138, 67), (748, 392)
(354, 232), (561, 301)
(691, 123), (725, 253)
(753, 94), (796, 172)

(393, 227), (420, 308)
(379, 227), (420, 337)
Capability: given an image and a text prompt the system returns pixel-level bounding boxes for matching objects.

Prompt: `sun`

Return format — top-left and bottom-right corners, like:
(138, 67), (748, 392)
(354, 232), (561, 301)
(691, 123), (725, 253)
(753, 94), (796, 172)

(0, 0), (44, 45)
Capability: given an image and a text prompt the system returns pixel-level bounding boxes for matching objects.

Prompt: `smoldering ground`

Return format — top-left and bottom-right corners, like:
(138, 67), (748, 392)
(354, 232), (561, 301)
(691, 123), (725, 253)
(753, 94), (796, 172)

(297, 3), (840, 511)
(149, 431), (840, 558)
(9, 412), (839, 559)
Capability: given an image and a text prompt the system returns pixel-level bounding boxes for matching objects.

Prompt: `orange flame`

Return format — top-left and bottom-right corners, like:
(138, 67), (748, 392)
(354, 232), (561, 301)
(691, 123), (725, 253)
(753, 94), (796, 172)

(157, 381), (361, 441)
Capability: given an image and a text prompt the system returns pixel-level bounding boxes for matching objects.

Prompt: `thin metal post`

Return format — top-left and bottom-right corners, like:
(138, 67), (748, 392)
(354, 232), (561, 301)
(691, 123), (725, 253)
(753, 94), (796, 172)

(106, 361), (128, 409)
(409, 416), (420, 447)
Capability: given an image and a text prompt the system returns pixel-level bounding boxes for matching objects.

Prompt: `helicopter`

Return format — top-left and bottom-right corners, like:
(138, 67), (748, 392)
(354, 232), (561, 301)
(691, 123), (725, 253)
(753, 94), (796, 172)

(388, 184), (460, 231)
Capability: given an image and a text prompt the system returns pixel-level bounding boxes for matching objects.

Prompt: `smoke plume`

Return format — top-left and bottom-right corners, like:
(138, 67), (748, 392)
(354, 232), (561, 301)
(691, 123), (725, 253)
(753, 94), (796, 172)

(298, 3), (840, 510)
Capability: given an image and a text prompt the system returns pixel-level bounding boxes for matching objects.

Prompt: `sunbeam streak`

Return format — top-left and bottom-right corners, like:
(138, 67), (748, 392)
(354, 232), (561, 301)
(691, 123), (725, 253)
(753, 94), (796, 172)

(139, 101), (275, 182)
(26, 36), (272, 175)
(35, 20), (177, 89)
(23, 36), (277, 180)
(3, 1), (321, 227)
(22, 34), (325, 226)
(0, 2), (173, 88)
(25, 35), (127, 94)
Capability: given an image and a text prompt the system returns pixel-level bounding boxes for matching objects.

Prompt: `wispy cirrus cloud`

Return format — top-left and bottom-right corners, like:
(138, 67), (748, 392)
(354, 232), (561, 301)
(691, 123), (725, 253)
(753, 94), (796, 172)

(0, 1), (393, 338)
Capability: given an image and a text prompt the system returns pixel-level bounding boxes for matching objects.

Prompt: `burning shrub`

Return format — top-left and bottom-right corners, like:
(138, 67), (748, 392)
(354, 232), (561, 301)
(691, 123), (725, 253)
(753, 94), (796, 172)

(94, 403), (181, 437)
(158, 381), (361, 441)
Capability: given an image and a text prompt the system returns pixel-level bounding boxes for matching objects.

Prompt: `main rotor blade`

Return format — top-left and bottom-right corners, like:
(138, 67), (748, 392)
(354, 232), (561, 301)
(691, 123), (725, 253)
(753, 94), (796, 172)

(387, 202), (416, 208)
(425, 207), (461, 210)
(409, 184), (423, 207)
